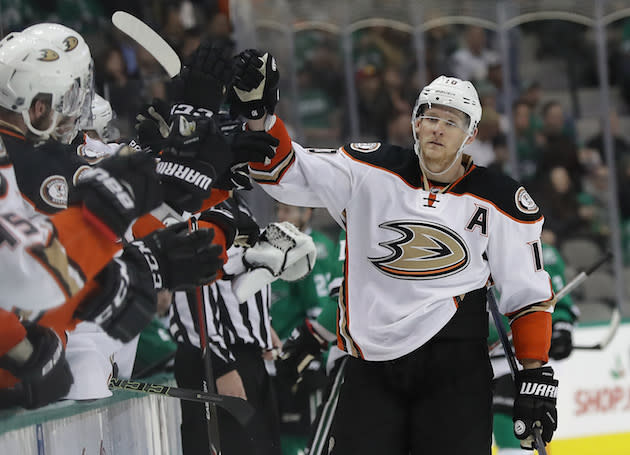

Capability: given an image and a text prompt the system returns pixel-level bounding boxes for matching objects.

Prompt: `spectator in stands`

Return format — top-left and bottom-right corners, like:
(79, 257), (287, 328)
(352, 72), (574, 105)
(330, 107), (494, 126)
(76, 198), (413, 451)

(486, 134), (510, 175)
(97, 46), (143, 138)
(537, 101), (583, 189)
(180, 28), (204, 60)
(204, 5), (232, 40)
(534, 166), (589, 247)
(425, 25), (459, 81)
(449, 25), (499, 81)
(585, 110), (630, 165)
(136, 46), (168, 102)
(297, 61), (341, 147)
(577, 164), (612, 247)
(161, 2), (186, 51)
(520, 80), (544, 131)
(387, 112), (414, 148)
(513, 100), (541, 183)
(464, 106), (500, 167)
(351, 56), (393, 142)
(383, 68), (413, 116)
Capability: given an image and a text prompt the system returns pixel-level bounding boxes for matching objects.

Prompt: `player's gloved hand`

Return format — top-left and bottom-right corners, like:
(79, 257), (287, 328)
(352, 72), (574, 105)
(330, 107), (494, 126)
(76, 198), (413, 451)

(135, 98), (172, 154)
(74, 255), (157, 342)
(156, 115), (227, 213)
(513, 366), (558, 449)
(131, 222), (223, 290)
(276, 320), (329, 393)
(199, 198), (260, 244)
(174, 38), (234, 114)
(0, 322), (73, 409)
(228, 49), (279, 119)
(213, 162), (252, 190)
(212, 129), (278, 190)
(549, 321), (573, 361)
(69, 146), (163, 240)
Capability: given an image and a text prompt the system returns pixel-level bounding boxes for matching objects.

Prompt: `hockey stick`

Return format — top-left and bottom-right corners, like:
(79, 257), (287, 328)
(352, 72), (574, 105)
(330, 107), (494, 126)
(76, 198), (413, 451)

(108, 377), (254, 426)
(555, 251), (611, 301)
(190, 218), (222, 455)
(488, 251), (613, 356)
(111, 11), (221, 452)
(112, 11), (181, 78)
(487, 288), (548, 455)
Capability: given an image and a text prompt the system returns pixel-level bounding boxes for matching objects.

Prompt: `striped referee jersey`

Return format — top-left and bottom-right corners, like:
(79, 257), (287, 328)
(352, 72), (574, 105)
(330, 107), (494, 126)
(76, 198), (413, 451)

(169, 245), (273, 374)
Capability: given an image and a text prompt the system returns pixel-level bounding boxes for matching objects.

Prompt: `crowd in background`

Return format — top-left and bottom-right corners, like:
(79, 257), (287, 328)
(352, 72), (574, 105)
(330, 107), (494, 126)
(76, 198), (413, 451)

(1, 1), (626, 311)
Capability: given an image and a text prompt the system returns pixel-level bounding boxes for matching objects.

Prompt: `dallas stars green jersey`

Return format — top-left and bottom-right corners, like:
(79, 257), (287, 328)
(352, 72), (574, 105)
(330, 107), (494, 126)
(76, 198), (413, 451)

(271, 229), (337, 340)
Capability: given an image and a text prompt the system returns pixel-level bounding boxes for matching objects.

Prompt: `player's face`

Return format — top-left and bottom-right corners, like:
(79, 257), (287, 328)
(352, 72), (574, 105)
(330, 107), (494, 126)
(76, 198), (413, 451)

(414, 105), (471, 172)
(275, 204), (310, 231)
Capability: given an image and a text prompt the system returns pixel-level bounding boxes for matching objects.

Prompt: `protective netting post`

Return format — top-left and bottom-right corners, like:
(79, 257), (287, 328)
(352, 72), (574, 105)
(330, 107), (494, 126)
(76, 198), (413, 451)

(411, 0), (428, 89)
(341, 5), (360, 139)
(594, 0), (627, 315)
(497, 0), (519, 180)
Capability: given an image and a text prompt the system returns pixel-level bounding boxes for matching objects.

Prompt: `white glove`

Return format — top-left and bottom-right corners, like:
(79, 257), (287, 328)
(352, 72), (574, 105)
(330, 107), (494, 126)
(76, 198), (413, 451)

(232, 222), (317, 301)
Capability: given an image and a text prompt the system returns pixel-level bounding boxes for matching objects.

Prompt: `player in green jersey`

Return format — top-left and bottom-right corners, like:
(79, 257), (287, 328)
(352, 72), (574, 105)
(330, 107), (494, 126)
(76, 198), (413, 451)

(270, 203), (338, 455)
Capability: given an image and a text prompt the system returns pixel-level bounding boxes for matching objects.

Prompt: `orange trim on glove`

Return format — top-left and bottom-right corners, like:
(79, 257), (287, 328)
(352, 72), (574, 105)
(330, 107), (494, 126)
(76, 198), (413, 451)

(196, 219), (228, 278)
(511, 311), (552, 364)
(249, 116), (292, 173)
(200, 189), (230, 212)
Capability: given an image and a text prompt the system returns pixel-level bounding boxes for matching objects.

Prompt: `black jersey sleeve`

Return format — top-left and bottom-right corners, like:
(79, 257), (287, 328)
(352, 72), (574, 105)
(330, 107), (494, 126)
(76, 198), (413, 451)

(451, 167), (542, 222)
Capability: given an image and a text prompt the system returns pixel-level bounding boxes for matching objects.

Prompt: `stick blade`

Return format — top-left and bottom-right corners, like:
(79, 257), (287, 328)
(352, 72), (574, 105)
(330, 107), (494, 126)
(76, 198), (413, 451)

(112, 11), (181, 78)
(212, 394), (255, 425)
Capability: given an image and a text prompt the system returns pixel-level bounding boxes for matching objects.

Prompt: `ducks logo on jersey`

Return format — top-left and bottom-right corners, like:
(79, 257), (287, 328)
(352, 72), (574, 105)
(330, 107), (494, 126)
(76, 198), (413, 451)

(369, 220), (470, 280)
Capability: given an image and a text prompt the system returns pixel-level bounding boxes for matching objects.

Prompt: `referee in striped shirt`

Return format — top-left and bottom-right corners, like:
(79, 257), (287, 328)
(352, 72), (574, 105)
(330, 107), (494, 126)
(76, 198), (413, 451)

(170, 198), (282, 455)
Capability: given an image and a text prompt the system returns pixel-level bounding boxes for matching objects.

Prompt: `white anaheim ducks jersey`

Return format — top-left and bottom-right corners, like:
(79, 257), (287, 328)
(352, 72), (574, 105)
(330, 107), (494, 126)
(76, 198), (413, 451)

(0, 136), (83, 313)
(251, 136), (553, 361)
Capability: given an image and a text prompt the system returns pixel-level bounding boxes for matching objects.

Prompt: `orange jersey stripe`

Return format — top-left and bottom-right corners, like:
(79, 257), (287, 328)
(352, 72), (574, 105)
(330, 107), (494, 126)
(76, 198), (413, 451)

(511, 310), (552, 363)
(0, 309), (27, 356)
(51, 206), (121, 281)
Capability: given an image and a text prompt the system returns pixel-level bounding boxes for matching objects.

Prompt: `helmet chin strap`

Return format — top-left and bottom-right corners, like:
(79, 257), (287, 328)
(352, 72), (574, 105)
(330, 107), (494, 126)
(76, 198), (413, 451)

(415, 134), (470, 179)
(22, 110), (58, 141)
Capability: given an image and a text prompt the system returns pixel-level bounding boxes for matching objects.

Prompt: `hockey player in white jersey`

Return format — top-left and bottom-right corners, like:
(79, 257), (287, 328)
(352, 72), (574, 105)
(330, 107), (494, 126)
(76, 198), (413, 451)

(229, 50), (558, 454)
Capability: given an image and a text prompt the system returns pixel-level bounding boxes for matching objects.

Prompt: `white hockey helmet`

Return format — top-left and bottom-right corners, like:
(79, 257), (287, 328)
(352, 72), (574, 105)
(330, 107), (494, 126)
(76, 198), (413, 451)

(0, 32), (84, 139)
(79, 93), (114, 140)
(22, 23), (93, 142)
(411, 76), (482, 175)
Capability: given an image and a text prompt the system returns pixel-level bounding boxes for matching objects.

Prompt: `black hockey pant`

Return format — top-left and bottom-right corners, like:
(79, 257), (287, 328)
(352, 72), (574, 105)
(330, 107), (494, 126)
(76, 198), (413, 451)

(328, 337), (493, 454)
(174, 343), (282, 455)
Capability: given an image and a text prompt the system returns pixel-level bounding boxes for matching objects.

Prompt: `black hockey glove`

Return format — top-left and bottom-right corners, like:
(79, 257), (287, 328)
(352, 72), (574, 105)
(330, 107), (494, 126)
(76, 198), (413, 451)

(233, 202), (261, 248)
(199, 200), (261, 249)
(75, 255), (157, 342)
(135, 98), (172, 155)
(131, 222), (223, 290)
(156, 115), (228, 213)
(276, 320), (328, 393)
(0, 322), (73, 409)
(213, 130), (278, 190)
(513, 366), (558, 449)
(228, 49), (279, 119)
(549, 321), (573, 361)
(69, 146), (163, 239)
(173, 38), (235, 114)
